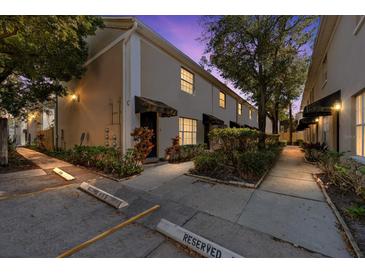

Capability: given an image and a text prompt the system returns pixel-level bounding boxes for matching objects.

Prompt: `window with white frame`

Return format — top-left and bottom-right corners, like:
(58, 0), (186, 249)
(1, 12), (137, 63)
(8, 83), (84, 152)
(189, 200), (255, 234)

(219, 91), (226, 108)
(238, 102), (242, 115)
(356, 92), (365, 157)
(179, 117), (197, 145)
(180, 67), (194, 94)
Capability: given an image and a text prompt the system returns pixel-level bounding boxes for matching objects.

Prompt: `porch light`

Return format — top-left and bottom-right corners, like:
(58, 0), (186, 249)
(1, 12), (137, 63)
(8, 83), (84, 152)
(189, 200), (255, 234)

(315, 117), (319, 122)
(71, 94), (77, 101)
(333, 102), (341, 111)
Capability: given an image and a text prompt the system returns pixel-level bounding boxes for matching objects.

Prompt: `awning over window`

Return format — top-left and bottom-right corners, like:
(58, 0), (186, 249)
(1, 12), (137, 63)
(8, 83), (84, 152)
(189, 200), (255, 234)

(243, 124), (259, 130)
(229, 121), (242, 128)
(296, 117), (316, 131)
(303, 90), (341, 118)
(203, 113), (224, 126)
(135, 96), (177, 117)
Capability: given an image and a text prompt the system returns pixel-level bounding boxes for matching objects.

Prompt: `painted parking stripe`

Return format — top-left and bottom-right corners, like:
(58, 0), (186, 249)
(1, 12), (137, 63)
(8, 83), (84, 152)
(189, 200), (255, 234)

(79, 182), (128, 209)
(156, 218), (243, 258)
(57, 205), (160, 258)
(53, 167), (75, 181)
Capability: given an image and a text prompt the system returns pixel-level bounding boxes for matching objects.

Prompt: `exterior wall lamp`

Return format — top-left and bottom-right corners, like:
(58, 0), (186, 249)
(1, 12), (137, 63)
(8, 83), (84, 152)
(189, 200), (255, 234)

(333, 102), (341, 111)
(315, 117), (319, 122)
(71, 93), (80, 102)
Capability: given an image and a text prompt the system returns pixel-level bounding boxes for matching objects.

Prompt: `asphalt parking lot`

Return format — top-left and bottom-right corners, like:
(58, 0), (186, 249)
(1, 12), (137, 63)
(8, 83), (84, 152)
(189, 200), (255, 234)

(0, 147), (351, 258)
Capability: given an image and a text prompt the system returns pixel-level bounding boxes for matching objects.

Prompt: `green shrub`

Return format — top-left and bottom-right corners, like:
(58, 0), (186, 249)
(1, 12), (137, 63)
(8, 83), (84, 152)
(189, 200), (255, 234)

(167, 143), (206, 163)
(346, 204), (365, 218)
(236, 149), (278, 181)
(117, 149), (143, 177)
(209, 127), (259, 154)
(43, 145), (142, 178)
(193, 146), (281, 182)
(193, 151), (232, 179)
(303, 142), (328, 162)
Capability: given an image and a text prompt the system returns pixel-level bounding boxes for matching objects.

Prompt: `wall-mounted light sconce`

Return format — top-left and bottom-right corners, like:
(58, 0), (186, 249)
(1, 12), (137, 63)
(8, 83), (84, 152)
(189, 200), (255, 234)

(315, 117), (319, 122)
(28, 113), (36, 121)
(71, 93), (80, 102)
(333, 102), (341, 111)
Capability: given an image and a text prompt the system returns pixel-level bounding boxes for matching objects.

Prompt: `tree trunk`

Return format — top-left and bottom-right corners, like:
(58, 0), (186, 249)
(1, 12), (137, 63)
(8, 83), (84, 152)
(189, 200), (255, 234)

(258, 88), (267, 149)
(289, 102), (293, 145)
(271, 102), (279, 134)
(0, 117), (8, 166)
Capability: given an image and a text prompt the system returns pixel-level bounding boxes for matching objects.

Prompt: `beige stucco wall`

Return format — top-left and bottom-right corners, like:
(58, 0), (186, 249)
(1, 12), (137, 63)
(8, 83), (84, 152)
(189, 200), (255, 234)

(140, 38), (259, 157)
(303, 16), (365, 155)
(57, 41), (123, 150)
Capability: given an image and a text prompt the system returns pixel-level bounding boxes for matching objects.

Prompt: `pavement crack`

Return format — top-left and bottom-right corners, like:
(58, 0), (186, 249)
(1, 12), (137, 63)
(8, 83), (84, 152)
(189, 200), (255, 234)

(258, 189), (326, 203)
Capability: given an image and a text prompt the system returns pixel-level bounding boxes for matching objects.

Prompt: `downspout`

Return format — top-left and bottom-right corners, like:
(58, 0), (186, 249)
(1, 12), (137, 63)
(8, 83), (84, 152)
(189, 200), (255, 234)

(55, 96), (59, 150)
(121, 21), (138, 154)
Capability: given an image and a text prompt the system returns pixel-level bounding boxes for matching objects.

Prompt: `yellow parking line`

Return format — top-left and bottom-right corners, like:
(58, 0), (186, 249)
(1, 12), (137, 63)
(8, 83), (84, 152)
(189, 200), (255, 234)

(57, 205), (161, 258)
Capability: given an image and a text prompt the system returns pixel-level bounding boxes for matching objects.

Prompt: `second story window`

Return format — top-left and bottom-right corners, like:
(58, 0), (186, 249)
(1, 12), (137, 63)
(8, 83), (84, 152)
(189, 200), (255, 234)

(219, 91), (226, 108)
(238, 102), (242, 115)
(249, 108), (252, 120)
(180, 67), (194, 94)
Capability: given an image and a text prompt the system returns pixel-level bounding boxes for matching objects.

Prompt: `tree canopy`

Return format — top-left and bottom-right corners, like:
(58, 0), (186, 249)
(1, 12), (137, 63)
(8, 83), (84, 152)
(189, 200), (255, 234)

(0, 16), (104, 117)
(200, 16), (317, 144)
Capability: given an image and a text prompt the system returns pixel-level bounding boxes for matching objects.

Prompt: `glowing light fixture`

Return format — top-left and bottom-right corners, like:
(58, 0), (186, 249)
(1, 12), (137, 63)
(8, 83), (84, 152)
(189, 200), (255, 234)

(71, 94), (78, 101)
(28, 113), (36, 121)
(333, 102), (341, 111)
(315, 117), (319, 122)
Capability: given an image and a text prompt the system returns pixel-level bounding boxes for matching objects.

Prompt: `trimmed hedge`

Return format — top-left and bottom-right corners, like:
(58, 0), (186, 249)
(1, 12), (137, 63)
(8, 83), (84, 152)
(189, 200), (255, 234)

(47, 146), (143, 178)
(166, 144), (206, 163)
(192, 128), (282, 183)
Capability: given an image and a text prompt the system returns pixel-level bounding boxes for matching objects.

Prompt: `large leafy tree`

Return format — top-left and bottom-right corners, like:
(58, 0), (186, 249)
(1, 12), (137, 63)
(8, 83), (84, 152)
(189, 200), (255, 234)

(200, 16), (316, 147)
(0, 16), (103, 164)
(267, 56), (308, 134)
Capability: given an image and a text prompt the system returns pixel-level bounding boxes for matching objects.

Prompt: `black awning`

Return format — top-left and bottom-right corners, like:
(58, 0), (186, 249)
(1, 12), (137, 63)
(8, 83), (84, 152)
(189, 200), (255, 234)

(229, 121), (242, 128)
(296, 117), (316, 131)
(243, 124), (259, 130)
(303, 90), (341, 118)
(135, 96), (177, 117)
(203, 113), (224, 126)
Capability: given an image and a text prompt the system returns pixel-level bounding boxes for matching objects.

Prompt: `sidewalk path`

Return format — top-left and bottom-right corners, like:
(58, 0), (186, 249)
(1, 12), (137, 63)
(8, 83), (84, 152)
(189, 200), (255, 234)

(17, 147), (72, 170)
(0, 146), (352, 257)
(237, 146), (351, 257)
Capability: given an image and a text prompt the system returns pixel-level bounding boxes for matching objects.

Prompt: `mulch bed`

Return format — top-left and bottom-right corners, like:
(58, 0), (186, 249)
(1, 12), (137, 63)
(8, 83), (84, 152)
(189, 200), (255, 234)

(318, 173), (365, 254)
(0, 150), (38, 174)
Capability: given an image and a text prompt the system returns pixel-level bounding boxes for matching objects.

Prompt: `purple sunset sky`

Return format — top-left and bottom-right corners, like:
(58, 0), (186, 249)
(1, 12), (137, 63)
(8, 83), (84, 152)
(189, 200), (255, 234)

(136, 15), (313, 114)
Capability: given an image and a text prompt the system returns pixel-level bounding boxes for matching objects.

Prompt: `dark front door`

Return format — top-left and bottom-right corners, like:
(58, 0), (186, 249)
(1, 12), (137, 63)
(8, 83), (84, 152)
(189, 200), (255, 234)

(140, 112), (157, 158)
(204, 123), (210, 148)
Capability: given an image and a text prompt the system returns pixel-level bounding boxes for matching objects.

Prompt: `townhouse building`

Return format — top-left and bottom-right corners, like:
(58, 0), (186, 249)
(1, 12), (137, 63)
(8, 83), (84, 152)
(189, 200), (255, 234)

(299, 16), (365, 161)
(57, 17), (271, 160)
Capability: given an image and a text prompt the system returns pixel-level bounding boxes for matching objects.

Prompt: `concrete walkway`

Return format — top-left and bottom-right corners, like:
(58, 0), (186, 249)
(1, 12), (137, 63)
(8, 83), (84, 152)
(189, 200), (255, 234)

(0, 146), (352, 257)
(16, 147), (72, 170)
(237, 146), (351, 257)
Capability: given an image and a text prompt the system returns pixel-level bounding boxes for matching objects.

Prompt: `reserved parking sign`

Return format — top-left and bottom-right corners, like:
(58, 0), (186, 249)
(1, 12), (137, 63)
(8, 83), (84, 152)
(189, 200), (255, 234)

(156, 219), (243, 258)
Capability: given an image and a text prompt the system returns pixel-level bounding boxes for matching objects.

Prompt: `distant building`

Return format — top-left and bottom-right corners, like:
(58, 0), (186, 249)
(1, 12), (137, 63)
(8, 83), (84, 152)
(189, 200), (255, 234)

(299, 16), (365, 161)
(56, 17), (272, 160)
